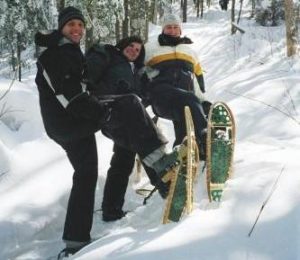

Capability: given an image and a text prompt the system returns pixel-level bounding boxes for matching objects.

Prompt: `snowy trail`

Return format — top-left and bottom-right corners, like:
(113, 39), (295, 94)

(0, 5), (300, 260)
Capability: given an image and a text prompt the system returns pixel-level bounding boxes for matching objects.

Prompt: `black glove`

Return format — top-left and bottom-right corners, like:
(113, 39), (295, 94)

(116, 80), (132, 94)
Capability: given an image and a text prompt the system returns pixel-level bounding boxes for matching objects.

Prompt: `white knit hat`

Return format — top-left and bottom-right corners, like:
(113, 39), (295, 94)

(161, 13), (182, 28)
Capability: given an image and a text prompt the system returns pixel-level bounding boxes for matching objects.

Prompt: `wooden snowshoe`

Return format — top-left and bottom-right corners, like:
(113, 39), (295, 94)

(206, 102), (236, 202)
(162, 106), (199, 223)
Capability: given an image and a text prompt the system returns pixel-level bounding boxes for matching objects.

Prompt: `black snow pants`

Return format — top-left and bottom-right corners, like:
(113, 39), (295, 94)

(60, 135), (98, 242)
(102, 144), (135, 211)
(101, 94), (167, 158)
(149, 86), (207, 147)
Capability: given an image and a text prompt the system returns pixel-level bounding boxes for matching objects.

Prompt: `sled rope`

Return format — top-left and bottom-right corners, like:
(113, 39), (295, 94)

(143, 187), (157, 205)
(248, 165), (285, 237)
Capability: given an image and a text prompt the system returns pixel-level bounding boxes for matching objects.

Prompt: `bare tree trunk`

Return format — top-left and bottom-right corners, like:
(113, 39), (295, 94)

(115, 14), (121, 42)
(145, 1), (150, 42)
(284, 0), (298, 57)
(207, 0), (211, 8)
(85, 3), (94, 50)
(183, 0), (188, 22)
(129, 0), (147, 39)
(149, 0), (158, 24)
(231, 0), (236, 34)
(123, 0), (129, 38)
(17, 33), (21, 82)
(250, 0), (255, 18)
(201, 0), (204, 18)
(11, 48), (16, 72)
(237, 0), (243, 24)
(56, 0), (65, 12)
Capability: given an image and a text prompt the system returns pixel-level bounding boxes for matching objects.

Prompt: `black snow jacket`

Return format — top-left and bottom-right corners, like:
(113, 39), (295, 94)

(35, 30), (107, 143)
(85, 44), (143, 97)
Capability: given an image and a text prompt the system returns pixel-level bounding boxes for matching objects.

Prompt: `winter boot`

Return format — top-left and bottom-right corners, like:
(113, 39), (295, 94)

(151, 144), (186, 179)
(58, 240), (89, 259)
(156, 180), (171, 199)
(102, 207), (127, 222)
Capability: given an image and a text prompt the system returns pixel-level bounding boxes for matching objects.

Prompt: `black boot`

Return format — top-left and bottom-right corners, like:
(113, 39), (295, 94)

(102, 207), (127, 222)
(58, 241), (89, 259)
(151, 145), (183, 178)
(156, 180), (171, 199)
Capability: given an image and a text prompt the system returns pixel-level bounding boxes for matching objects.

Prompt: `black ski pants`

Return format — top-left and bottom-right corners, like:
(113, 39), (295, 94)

(60, 135), (98, 242)
(101, 94), (167, 158)
(102, 144), (135, 211)
(102, 146), (161, 212)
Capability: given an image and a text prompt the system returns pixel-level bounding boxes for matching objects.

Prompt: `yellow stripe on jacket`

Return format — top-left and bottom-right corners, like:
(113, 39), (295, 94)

(145, 41), (203, 76)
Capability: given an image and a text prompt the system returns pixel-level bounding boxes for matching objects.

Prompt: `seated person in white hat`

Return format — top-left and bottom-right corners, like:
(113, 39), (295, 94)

(142, 13), (212, 160)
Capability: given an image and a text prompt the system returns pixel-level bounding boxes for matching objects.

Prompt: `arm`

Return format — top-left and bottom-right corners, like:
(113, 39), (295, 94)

(38, 46), (109, 123)
(85, 44), (110, 94)
(195, 73), (205, 93)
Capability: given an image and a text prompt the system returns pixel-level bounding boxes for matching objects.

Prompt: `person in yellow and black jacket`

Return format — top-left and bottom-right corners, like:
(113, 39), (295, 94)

(143, 13), (212, 160)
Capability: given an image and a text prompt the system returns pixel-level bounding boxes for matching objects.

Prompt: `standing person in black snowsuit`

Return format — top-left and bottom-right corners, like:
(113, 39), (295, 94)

(143, 13), (212, 160)
(35, 7), (185, 257)
(85, 36), (169, 222)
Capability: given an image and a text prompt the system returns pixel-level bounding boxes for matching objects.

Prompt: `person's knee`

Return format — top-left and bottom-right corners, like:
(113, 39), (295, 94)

(122, 93), (140, 104)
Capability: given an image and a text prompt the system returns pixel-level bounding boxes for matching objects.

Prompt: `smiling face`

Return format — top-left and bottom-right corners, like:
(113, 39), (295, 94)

(122, 42), (142, 62)
(163, 24), (181, 37)
(61, 19), (85, 44)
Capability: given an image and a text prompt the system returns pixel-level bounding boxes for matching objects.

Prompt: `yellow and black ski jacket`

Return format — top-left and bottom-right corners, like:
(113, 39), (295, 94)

(145, 34), (205, 97)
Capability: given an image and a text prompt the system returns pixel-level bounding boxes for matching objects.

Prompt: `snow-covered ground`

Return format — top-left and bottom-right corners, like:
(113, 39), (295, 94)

(0, 4), (299, 260)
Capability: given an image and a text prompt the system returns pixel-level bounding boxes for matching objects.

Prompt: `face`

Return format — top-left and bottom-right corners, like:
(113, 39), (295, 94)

(61, 19), (85, 44)
(122, 42), (142, 62)
(163, 24), (181, 37)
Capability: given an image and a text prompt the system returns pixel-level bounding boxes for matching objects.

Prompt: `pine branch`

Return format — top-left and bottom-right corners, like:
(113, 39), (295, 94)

(248, 165), (285, 237)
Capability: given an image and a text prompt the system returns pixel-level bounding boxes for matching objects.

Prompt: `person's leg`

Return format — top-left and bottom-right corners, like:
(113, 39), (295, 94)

(151, 87), (208, 159)
(61, 135), (98, 243)
(102, 144), (136, 221)
(152, 88), (207, 143)
(101, 94), (167, 158)
(173, 120), (186, 147)
(101, 94), (181, 179)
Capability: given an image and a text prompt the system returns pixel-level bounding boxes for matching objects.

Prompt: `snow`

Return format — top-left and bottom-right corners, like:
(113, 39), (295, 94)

(1, 4), (300, 260)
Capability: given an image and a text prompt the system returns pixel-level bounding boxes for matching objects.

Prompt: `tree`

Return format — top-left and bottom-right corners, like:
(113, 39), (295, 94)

(148, 0), (158, 24)
(182, 0), (187, 22)
(231, 0), (236, 34)
(123, 0), (129, 37)
(0, 0), (55, 77)
(56, 0), (65, 12)
(284, 0), (298, 56)
(129, 0), (148, 40)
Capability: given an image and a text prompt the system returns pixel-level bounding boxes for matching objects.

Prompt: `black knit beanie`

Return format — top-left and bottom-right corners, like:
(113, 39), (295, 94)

(58, 6), (85, 31)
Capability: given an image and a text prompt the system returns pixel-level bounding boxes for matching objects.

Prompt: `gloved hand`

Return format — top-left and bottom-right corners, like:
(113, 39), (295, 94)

(116, 80), (132, 94)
